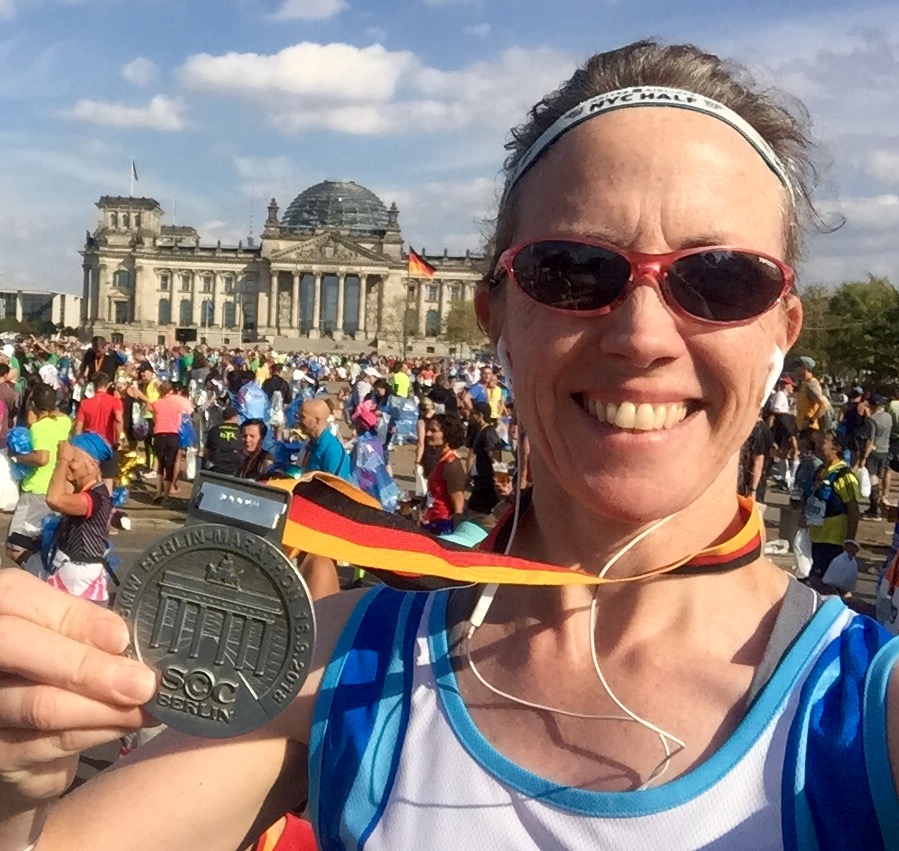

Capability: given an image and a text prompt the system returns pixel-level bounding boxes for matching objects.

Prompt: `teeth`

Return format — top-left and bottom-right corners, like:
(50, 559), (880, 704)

(580, 397), (689, 432)
(614, 401), (636, 429)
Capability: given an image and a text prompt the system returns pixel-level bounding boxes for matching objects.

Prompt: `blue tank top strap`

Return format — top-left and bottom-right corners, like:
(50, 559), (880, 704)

(782, 611), (899, 850)
(308, 586), (428, 851)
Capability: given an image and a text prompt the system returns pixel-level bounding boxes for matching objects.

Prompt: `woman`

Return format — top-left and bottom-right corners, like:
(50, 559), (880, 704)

(141, 379), (191, 503)
(414, 395), (439, 477)
(1, 40), (898, 851)
(237, 418), (274, 480)
(349, 400), (399, 512)
(420, 411), (467, 535)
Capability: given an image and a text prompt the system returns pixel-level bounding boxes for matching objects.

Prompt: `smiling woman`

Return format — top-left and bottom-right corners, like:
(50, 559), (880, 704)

(1, 39), (898, 851)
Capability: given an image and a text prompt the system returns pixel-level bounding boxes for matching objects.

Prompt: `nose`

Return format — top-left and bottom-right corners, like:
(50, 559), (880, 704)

(596, 272), (688, 371)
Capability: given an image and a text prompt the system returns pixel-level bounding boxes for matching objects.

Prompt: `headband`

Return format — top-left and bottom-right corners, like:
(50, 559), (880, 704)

(504, 85), (793, 203)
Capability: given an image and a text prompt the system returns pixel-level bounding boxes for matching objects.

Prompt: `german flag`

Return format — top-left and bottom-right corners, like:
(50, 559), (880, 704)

(407, 247), (436, 278)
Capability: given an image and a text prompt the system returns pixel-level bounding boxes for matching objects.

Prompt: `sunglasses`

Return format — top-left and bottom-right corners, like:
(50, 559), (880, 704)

(492, 237), (795, 325)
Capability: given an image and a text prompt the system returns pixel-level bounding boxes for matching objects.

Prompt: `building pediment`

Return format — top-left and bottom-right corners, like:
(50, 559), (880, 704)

(268, 233), (389, 267)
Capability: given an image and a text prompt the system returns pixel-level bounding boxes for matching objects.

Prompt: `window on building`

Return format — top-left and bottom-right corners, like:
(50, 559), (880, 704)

(181, 274), (192, 292)
(110, 212), (118, 228)
(223, 301), (236, 328)
(223, 276), (235, 294)
(122, 213), (130, 229)
(113, 270), (132, 291)
(159, 273), (170, 291)
(135, 213), (141, 229)
(449, 284), (461, 302)
(427, 285), (439, 303)
(158, 299), (171, 325)
(407, 284), (416, 300)
(200, 300), (215, 327)
(114, 302), (130, 324)
(179, 299), (192, 326)
(425, 309), (440, 337)
(111, 333), (124, 345)
(202, 275), (213, 293)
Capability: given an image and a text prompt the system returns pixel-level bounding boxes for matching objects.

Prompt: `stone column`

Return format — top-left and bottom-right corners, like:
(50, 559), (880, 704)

(133, 265), (143, 324)
(97, 265), (108, 320)
(309, 273), (322, 339)
(192, 273), (202, 326)
(437, 279), (447, 331)
(267, 272), (277, 329)
(81, 266), (90, 323)
(91, 267), (100, 321)
(290, 271), (300, 330)
(334, 273), (346, 340)
(14, 291), (22, 322)
(356, 277), (366, 338)
(416, 279), (426, 336)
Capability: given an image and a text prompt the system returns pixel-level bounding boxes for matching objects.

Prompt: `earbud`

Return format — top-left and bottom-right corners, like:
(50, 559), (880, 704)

(496, 335), (513, 393)
(762, 344), (785, 403)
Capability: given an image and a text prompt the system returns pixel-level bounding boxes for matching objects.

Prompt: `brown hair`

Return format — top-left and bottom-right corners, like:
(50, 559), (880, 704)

(488, 40), (821, 271)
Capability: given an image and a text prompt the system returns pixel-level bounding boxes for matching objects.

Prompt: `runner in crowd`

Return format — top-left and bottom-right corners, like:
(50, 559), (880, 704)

(421, 411), (467, 534)
(3, 36), (899, 845)
(237, 419), (274, 480)
(73, 371), (122, 495)
(203, 405), (242, 476)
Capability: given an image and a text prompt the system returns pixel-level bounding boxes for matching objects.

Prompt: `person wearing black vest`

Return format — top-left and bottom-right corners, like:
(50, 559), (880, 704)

(203, 406), (241, 476)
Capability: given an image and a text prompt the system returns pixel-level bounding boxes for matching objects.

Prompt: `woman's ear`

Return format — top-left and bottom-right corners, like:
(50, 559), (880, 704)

(783, 291), (803, 352)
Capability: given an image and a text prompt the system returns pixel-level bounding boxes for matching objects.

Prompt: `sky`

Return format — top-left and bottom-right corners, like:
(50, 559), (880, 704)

(0, 0), (895, 295)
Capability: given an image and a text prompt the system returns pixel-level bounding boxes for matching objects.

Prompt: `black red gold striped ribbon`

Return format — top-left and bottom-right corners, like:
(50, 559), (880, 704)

(265, 473), (763, 590)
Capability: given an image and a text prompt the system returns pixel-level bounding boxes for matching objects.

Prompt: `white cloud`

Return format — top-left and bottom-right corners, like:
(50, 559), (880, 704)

(122, 57), (159, 87)
(464, 23), (490, 38)
(269, 0), (347, 21)
(69, 95), (185, 130)
(864, 149), (899, 185)
(177, 42), (572, 142)
(179, 43), (416, 102)
(365, 26), (387, 42)
(821, 194), (899, 229)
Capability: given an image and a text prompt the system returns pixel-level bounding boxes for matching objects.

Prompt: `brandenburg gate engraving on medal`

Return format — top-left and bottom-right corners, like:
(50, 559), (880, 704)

(149, 556), (282, 676)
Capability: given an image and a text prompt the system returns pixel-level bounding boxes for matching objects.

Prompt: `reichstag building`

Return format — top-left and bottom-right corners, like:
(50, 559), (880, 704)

(80, 180), (484, 353)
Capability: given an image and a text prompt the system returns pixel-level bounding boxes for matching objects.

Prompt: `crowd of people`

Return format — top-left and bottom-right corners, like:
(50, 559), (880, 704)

(0, 332), (521, 603)
(2, 37), (899, 851)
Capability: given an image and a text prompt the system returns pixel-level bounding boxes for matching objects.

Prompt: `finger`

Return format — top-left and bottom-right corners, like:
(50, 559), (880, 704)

(0, 727), (139, 771)
(0, 617), (157, 706)
(0, 678), (149, 731)
(0, 570), (130, 654)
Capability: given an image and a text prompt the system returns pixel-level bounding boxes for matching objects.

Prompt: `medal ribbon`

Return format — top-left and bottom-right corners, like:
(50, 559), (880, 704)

(266, 473), (763, 590)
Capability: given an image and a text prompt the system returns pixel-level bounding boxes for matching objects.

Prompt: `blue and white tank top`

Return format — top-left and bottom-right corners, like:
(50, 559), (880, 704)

(309, 587), (899, 850)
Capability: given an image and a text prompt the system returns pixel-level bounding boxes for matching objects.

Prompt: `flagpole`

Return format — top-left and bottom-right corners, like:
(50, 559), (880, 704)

(129, 158), (134, 198)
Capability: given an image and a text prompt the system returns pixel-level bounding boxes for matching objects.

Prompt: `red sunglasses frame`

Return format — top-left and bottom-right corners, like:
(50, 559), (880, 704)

(492, 235), (796, 326)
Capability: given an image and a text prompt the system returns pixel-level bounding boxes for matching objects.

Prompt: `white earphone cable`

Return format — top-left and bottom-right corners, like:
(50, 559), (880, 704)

(464, 432), (686, 788)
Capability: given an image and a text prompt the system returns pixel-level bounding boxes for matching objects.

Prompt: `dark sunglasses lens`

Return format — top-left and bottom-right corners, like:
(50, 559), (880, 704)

(667, 251), (785, 321)
(510, 241), (630, 311)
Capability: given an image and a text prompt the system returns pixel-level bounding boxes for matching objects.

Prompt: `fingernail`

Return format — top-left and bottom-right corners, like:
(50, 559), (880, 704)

(90, 617), (130, 653)
(113, 662), (157, 703)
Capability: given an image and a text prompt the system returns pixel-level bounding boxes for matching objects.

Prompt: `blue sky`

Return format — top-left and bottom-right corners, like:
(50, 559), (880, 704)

(0, 0), (895, 295)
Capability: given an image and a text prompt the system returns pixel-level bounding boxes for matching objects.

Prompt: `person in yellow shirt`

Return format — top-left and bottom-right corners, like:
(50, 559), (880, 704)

(794, 356), (830, 431)
(5, 383), (72, 567)
(391, 362), (411, 398)
(806, 429), (860, 583)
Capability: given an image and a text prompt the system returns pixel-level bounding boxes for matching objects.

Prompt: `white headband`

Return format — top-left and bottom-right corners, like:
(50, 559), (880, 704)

(504, 85), (793, 202)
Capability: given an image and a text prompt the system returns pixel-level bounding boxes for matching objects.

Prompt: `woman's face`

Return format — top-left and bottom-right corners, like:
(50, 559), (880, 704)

(491, 108), (802, 522)
(241, 425), (262, 453)
(67, 446), (100, 488)
(425, 418), (445, 448)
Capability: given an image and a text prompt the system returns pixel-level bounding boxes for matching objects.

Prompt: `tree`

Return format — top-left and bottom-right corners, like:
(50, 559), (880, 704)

(443, 299), (487, 356)
(791, 275), (899, 387)
(377, 293), (418, 358)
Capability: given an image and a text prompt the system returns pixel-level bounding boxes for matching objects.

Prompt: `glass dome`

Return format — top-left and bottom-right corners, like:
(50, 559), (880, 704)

(281, 180), (389, 236)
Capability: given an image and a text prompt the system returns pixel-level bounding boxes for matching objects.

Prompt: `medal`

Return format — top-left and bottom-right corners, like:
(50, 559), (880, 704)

(115, 523), (314, 738)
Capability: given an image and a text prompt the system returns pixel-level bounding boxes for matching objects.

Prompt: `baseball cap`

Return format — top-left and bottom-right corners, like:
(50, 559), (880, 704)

(70, 433), (113, 464)
(795, 356), (816, 370)
(363, 366), (380, 378)
(871, 394), (888, 406)
(137, 361), (154, 374)
(851, 386), (864, 397)
(780, 375), (794, 386)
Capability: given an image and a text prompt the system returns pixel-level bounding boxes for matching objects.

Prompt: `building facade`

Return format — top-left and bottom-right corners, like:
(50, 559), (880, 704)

(0, 289), (82, 329)
(80, 180), (484, 353)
